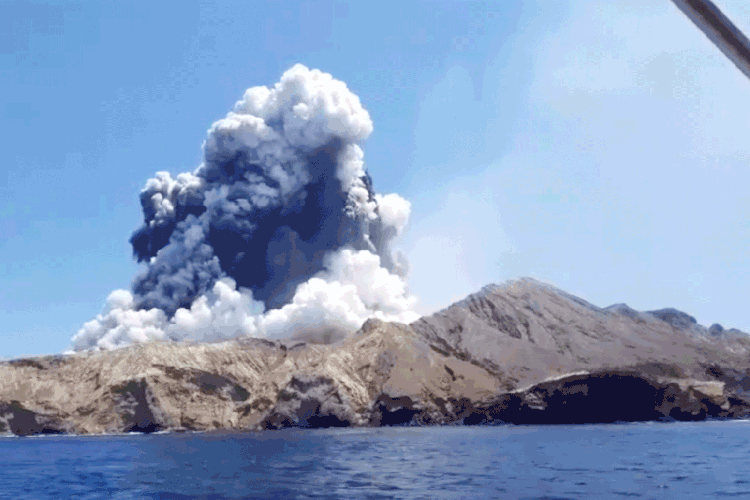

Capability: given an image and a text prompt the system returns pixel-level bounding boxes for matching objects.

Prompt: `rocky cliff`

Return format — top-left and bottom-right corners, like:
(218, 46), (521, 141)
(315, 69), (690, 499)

(2, 278), (749, 435)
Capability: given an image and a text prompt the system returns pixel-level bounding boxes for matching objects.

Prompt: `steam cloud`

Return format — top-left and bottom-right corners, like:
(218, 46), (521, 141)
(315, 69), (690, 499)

(71, 64), (419, 351)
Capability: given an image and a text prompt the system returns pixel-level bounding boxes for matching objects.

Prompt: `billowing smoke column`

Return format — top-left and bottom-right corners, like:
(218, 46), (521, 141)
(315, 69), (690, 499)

(71, 64), (418, 351)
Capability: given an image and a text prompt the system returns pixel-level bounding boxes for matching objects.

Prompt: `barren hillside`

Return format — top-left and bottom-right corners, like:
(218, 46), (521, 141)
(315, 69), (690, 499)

(2, 278), (749, 435)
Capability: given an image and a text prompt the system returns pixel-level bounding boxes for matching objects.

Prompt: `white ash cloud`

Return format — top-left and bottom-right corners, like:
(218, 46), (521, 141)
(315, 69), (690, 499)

(71, 64), (418, 351)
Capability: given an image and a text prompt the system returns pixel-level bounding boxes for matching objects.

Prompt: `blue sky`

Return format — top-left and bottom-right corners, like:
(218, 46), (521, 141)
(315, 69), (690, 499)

(2, 0), (749, 358)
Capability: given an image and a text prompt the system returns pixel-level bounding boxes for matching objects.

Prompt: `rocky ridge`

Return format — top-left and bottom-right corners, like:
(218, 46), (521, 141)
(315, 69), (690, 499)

(2, 277), (749, 435)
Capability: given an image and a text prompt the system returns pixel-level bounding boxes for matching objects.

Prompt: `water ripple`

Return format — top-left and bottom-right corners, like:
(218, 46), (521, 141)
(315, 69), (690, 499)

(2, 422), (750, 499)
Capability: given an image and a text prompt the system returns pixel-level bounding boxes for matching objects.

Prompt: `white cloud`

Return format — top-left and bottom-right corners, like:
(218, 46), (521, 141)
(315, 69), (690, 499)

(71, 248), (418, 350)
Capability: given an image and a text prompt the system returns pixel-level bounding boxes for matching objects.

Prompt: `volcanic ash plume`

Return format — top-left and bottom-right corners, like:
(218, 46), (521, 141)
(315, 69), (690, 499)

(71, 64), (419, 351)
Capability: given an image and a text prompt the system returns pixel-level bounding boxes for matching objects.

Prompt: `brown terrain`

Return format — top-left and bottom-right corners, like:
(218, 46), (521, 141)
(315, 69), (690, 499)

(2, 277), (750, 436)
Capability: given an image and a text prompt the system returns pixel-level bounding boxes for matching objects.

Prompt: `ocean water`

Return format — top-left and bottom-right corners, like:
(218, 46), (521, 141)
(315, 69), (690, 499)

(1, 421), (750, 499)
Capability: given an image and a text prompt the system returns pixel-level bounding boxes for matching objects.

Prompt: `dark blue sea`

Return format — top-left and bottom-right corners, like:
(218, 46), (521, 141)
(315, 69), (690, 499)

(2, 421), (750, 499)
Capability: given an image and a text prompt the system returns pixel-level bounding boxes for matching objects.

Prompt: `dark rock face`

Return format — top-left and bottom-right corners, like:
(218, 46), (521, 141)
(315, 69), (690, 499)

(369, 394), (421, 426)
(5, 355), (67, 371)
(604, 303), (649, 323)
(646, 308), (698, 330)
(156, 366), (250, 402)
(0, 401), (65, 436)
(109, 378), (168, 433)
(261, 375), (355, 430)
(709, 323), (725, 336)
(465, 372), (746, 425)
(701, 364), (750, 402)
(516, 373), (664, 424)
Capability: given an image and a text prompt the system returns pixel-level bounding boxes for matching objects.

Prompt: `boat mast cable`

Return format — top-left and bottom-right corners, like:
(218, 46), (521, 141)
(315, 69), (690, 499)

(670, 0), (750, 81)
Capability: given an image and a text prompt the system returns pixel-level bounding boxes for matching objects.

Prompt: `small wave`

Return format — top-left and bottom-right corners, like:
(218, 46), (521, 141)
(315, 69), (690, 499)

(520, 496), (576, 500)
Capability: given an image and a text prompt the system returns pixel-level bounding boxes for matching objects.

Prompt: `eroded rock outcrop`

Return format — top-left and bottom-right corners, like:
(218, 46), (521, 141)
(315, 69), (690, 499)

(0, 400), (66, 436)
(2, 278), (749, 435)
(462, 371), (750, 425)
(261, 374), (357, 429)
